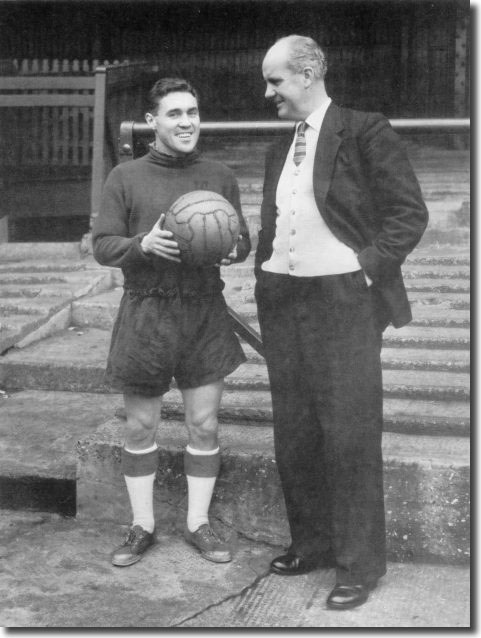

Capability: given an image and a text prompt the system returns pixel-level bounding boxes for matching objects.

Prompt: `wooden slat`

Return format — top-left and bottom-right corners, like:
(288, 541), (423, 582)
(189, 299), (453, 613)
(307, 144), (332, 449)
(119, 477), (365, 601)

(81, 106), (91, 166)
(41, 105), (49, 163)
(72, 106), (80, 165)
(0, 95), (95, 107)
(61, 106), (69, 164)
(52, 105), (59, 164)
(0, 76), (96, 90)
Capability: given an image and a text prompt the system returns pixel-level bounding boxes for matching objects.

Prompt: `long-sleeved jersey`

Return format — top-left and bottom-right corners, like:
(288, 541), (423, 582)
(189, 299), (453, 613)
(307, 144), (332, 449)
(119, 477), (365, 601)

(92, 146), (251, 298)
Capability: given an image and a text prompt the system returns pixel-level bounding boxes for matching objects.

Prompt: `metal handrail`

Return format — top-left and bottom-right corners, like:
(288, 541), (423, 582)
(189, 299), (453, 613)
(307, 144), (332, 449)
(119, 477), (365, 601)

(119, 118), (470, 158)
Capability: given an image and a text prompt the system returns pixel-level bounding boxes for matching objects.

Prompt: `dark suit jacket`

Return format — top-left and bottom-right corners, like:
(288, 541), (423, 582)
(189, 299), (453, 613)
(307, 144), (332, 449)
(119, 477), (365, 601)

(255, 103), (429, 328)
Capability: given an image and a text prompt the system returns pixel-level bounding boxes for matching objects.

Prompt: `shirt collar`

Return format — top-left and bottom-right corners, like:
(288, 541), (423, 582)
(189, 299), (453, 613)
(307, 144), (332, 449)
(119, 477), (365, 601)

(302, 97), (332, 133)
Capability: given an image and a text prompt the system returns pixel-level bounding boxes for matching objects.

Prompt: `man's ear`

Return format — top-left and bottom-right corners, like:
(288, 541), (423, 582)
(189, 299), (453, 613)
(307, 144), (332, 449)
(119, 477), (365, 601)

(145, 112), (156, 129)
(302, 66), (314, 88)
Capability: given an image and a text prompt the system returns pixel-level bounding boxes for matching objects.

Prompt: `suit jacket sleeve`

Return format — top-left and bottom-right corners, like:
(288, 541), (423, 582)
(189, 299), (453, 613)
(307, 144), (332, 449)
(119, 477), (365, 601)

(356, 113), (428, 281)
(222, 168), (251, 263)
(255, 141), (283, 275)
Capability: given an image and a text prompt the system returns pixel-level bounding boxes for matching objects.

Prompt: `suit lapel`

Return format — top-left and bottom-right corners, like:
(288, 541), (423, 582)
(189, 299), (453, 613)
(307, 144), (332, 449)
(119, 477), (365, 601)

(313, 103), (344, 212)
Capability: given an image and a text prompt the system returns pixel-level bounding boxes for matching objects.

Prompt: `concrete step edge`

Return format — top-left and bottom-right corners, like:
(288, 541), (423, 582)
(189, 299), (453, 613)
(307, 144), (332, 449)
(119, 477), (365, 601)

(76, 416), (469, 564)
(0, 358), (470, 404)
(0, 273), (114, 353)
(0, 242), (82, 262)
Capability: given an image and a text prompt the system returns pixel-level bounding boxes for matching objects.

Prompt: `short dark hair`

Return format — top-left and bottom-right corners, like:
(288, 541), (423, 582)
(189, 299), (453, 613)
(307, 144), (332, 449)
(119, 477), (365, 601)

(148, 78), (198, 113)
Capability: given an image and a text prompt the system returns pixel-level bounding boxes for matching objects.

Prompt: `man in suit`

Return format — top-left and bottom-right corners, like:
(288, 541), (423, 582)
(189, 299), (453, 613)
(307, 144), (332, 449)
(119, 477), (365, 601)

(255, 35), (428, 610)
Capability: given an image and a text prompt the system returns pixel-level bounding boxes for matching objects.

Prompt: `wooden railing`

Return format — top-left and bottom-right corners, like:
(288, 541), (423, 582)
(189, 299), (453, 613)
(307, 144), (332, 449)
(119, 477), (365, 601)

(1, 58), (130, 75)
(0, 59), (134, 173)
(0, 75), (96, 169)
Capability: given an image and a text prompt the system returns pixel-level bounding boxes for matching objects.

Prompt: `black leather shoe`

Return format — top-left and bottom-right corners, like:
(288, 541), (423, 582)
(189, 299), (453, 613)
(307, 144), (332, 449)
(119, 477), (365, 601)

(270, 553), (317, 576)
(111, 525), (154, 567)
(326, 582), (376, 610)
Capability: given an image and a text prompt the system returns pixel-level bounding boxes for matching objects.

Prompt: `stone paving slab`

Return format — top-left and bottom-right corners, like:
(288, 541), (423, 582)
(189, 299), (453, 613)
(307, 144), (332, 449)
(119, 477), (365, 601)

(178, 562), (470, 628)
(0, 510), (266, 628)
(0, 390), (122, 480)
(0, 510), (469, 628)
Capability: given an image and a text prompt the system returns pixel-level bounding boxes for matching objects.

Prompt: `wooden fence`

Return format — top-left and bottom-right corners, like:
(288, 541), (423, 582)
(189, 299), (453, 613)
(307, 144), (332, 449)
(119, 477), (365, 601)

(1, 58), (129, 75)
(0, 75), (95, 169)
(0, 59), (135, 172)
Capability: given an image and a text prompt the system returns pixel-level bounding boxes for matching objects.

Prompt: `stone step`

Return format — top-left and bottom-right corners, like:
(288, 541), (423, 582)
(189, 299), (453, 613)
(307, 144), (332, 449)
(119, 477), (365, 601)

(0, 260), (94, 274)
(238, 179), (469, 200)
(240, 341), (470, 372)
(222, 272), (470, 291)
(222, 291), (471, 321)
(0, 389), (468, 563)
(236, 198), (469, 235)
(225, 301), (470, 329)
(239, 341), (471, 375)
(220, 306), (471, 350)
(0, 310), (72, 354)
(78, 412), (469, 563)
(71, 282), (470, 333)
(157, 388), (469, 437)
(223, 275), (470, 295)
(220, 251), (471, 277)
(416, 228), (469, 248)
(408, 291), (469, 311)
(225, 364), (470, 401)
(0, 242), (82, 262)
(0, 327), (469, 431)
(9, 322), (468, 375)
(0, 281), (113, 302)
(0, 270), (114, 353)
(402, 265), (469, 279)
(0, 296), (76, 317)
(0, 338), (470, 407)
(0, 269), (111, 286)
(383, 325), (469, 350)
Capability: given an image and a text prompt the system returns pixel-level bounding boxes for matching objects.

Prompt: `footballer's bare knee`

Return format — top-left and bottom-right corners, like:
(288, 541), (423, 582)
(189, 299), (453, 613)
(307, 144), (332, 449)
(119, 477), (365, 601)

(182, 382), (223, 450)
(123, 393), (161, 450)
(186, 409), (219, 450)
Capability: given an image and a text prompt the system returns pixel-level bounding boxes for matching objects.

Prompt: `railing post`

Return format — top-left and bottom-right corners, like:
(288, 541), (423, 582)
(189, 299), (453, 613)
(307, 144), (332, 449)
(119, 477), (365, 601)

(119, 120), (135, 163)
(90, 65), (107, 231)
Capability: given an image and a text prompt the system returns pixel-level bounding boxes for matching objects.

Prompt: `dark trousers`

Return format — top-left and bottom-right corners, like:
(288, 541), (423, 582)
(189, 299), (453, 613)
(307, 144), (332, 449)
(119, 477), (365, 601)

(255, 270), (386, 586)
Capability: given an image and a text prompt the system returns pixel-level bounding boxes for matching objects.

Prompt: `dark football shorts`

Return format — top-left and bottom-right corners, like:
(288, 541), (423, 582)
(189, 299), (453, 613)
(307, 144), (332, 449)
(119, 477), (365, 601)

(105, 291), (246, 397)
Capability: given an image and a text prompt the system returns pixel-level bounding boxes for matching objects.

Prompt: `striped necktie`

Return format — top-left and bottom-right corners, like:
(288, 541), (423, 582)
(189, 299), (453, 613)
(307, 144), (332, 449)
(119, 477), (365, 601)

(293, 121), (307, 166)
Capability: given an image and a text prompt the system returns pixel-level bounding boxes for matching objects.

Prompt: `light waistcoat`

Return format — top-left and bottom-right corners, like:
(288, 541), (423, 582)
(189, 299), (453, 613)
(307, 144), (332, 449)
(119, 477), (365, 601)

(261, 99), (362, 277)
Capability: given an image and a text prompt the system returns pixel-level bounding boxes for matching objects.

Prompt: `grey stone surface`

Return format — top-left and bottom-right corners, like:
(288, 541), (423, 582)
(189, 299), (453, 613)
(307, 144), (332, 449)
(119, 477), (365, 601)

(0, 510), (470, 628)
(77, 416), (469, 563)
(0, 390), (121, 480)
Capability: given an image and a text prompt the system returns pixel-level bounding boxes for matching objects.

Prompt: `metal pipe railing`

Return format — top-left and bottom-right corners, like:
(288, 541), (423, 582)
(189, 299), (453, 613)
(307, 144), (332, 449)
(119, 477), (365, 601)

(119, 118), (470, 159)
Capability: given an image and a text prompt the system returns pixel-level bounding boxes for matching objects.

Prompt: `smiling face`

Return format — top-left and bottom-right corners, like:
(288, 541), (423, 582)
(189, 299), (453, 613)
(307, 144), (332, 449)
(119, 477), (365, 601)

(146, 91), (200, 156)
(262, 43), (309, 121)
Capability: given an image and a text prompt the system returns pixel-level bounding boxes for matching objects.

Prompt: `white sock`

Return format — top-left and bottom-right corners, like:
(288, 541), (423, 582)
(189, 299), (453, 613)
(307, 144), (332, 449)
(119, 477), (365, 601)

(123, 444), (158, 533)
(186, 446), (219, 533)
(124, 473), (156, 533)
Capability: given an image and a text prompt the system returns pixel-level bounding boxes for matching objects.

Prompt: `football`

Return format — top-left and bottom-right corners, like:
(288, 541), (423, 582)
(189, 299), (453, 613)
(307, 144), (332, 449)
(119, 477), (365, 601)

(163, 190), (240, 266)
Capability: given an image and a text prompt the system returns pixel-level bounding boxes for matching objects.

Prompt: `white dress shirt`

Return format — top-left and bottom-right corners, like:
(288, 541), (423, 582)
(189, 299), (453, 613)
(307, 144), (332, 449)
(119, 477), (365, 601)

(262, 98), (365, 278)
